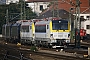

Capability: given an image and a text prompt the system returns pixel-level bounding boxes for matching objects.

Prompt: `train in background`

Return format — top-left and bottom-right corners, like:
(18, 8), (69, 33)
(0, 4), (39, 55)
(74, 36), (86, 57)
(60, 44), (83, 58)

(80, 28), (87, 40)
(2, 18), (73, 48)
(81, 20), (90, 40)
(75, 28), (86, 40)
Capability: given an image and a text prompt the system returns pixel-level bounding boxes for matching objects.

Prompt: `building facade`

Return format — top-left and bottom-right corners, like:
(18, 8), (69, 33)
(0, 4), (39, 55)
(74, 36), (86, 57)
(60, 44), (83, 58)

(27, 2), (50, 16)
(26, 0), (51, 16)
(6, 0), (19, 4)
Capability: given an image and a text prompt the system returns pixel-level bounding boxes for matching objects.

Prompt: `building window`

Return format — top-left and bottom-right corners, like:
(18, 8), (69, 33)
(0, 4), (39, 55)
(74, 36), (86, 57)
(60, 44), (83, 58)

(86, 25), (90, 29)
(80, 16), (84, 18)
(86, 16), (90, 20)
(40, 5), (43, 11)
(86, 16), (90, 18)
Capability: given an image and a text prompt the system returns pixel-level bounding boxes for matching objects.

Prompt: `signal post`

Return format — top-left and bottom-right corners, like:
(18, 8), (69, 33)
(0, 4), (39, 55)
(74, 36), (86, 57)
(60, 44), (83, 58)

(75, 0), (81, 48)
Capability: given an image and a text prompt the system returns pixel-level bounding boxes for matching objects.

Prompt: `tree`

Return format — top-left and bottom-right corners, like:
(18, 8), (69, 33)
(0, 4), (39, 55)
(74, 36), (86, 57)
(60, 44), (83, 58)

(0, 5), (8, 34)
(0, 1), (37, 34)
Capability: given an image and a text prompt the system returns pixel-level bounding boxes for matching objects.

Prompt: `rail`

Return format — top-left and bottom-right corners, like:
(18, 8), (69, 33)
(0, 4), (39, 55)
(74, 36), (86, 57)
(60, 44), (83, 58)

(0, 50), (32, 60)
(0, 44), (32, 60)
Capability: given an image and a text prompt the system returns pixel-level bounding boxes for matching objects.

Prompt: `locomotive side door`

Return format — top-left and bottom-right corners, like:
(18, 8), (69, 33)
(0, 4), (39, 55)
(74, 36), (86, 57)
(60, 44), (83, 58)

(46, 24), (51, 44)
(46, 24), (50, 38)
(29, 25), (32, 39)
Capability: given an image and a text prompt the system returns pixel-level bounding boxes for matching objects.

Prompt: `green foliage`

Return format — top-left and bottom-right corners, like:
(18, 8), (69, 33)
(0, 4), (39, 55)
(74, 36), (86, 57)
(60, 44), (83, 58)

(0, 5), (8, 34)
(0, 1), (37, 34)
(30, 46), (38, 51)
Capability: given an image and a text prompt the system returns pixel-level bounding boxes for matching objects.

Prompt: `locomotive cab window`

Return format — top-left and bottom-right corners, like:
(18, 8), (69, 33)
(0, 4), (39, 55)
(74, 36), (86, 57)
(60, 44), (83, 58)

(60, 23), (68, 30)
(21, 26), (29, 32)
(52, 20), (68, 30)
(86, 25), (90, 29)
(35, 25), (46, 33)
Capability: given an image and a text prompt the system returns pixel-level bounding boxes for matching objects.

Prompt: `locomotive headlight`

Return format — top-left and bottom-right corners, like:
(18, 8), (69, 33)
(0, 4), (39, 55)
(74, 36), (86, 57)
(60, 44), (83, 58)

(68, 34), (70, 37)
(59, 21), (61, 23)
(50, 34), (53, 37)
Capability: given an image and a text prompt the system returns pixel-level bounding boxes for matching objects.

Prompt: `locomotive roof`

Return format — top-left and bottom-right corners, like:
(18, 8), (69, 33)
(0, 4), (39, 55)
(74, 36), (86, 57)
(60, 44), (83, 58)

(36, 9), (74, 20)
(21, 21), (33, 26)
(35, 19), (68, 25)
(52, 19), (68, 22)
(6, 23), (13, 26)
(35, 20), (50, 25)
(12, 23), (21, 26)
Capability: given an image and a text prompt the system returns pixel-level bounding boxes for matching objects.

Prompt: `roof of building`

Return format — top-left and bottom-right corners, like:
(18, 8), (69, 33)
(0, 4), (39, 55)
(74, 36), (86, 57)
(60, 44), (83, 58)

(36, 5), (85, 21)
(57, 0), (90, 13)
(26, 0), (88, 21)
(36, 8), (74, 20)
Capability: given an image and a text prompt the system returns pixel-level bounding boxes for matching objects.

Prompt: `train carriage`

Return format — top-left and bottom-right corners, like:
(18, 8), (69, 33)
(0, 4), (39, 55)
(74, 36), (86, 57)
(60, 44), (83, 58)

(20, 20), (35, 44)
(11, 23), (21, 43)
(5, 23), (13, 42)
(35, 19), (70, 48)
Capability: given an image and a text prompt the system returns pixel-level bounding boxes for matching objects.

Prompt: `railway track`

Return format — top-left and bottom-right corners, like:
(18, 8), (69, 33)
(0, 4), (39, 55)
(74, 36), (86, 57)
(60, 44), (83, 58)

(19, 48), (89, 60)
(33, 52), (87, 60)
(0, 39), (89, 60)
(17, 47), (87, 60)
(0, 41), (32, 60)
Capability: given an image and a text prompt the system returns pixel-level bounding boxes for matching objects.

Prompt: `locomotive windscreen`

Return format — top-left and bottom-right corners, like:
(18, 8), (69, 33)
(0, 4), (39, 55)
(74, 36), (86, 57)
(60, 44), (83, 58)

(52, 20), (68, 30)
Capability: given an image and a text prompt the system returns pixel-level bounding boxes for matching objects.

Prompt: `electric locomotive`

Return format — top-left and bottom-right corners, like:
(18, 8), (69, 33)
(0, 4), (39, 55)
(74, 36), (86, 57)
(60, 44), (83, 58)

(34, 18), (70, 48)
(20, 20), (35, 44)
